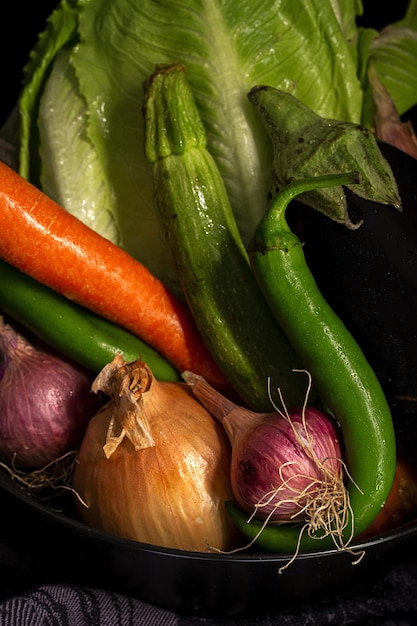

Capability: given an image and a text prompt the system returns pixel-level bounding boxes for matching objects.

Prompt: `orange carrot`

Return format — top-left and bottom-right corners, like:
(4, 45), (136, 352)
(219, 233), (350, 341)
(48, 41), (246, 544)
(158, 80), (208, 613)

(0, 160), (228, 389)
(358, 455), (417, 539)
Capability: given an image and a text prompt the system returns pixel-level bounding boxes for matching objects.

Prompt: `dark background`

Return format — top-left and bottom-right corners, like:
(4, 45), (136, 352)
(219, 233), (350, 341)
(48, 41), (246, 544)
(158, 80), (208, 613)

(0, 1), (413, 126)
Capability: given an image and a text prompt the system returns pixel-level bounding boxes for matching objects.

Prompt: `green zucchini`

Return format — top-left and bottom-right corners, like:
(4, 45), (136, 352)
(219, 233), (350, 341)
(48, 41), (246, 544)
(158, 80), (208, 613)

(143, 64), (307, 411)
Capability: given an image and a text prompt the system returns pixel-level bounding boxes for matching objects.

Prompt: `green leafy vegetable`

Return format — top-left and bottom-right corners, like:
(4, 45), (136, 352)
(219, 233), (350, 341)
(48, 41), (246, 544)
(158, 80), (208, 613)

(38, 47), (120, 244)
(19, 0), (78, 183)
(360, 0), (417, 125)
(6, 0), (417, 295)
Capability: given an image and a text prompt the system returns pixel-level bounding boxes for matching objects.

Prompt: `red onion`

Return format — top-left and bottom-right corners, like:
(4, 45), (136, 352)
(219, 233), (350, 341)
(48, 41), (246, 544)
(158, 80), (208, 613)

(183, 371), (345, 525)
(0, 317), (102, 469)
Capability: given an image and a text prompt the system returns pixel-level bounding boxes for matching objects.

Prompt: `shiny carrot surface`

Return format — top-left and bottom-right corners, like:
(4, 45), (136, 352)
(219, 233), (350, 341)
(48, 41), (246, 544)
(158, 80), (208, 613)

(0, 160), (227, 389)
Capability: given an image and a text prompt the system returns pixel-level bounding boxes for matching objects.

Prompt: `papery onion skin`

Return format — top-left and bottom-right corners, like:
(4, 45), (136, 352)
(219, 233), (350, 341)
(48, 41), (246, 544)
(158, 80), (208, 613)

(0, 316), (102, 469)
(72, 358), (240, 553)
(231, 407), (343, 521)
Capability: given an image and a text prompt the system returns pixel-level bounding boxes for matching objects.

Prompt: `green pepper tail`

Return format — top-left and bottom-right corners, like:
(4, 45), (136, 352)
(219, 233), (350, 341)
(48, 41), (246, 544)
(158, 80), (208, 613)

(0, 259), (180, 381)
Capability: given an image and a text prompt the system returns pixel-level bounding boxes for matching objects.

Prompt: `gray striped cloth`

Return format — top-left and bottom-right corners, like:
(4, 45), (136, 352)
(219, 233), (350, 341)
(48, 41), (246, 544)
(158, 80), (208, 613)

(0, 562), (417, 626)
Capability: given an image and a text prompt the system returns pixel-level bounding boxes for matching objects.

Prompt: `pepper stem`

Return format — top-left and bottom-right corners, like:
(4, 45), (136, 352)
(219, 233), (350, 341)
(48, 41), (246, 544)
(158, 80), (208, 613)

(269, 172), (361, 220)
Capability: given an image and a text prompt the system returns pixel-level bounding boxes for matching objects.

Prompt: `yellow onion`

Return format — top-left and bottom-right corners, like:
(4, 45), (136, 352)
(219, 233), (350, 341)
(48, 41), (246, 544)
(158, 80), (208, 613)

(72, 354), (240, 552)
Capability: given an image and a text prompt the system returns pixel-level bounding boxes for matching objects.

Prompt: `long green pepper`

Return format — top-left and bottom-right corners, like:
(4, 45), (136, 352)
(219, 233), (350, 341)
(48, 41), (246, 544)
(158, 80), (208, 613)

(143, 64), (308, 411)
(227, 173), (396, 553)
(0, 259), (180, 381)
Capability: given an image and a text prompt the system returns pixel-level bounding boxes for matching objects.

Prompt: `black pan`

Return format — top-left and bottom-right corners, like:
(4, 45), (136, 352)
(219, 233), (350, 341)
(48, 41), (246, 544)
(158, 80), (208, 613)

(1, 467), (417, 619)
(0, 142), (417, 619)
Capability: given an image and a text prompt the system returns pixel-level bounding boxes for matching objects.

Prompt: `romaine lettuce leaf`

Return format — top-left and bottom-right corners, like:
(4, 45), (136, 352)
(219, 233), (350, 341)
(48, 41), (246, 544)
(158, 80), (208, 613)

(68, 0), (364, 289)
(13, 0), (416, 295)
(38, 47), (120, 244)
(368, 25), (417, 117)
(18, 0), (79, 184)
(359, 0), (417, 126)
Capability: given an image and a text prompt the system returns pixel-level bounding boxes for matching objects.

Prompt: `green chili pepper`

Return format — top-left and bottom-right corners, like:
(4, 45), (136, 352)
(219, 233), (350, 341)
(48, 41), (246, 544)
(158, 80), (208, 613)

(228, 172), (396, 553)
(143, 63), (308, 411)
(0, 258), (180, 381)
